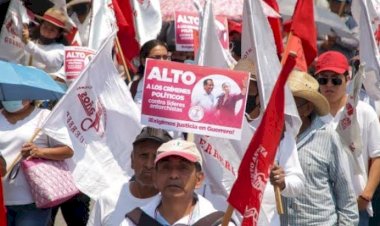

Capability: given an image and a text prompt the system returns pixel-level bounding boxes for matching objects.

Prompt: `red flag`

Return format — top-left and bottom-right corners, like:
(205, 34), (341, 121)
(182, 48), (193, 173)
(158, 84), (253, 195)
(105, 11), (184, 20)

(290, 0), (317, 66)
(264, 0), (284, 56)
(282, 34), (307, 71)
(112, 0), (139, 72)
(227, 54), (296, 226)
(0, 182), (6, 226)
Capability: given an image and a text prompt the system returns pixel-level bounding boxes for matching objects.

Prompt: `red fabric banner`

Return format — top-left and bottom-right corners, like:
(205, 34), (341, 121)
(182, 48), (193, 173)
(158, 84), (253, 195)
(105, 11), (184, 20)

(290, 0), (317, 66)
(264, 0), (284, 56)
(227, 54), (296, 226)
(0, 182), (6, 226)
(112, 0), (139, 72)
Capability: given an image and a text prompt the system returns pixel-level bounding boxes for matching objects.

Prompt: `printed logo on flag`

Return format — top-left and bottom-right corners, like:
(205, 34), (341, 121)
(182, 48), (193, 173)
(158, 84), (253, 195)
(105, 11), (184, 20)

(141, 59), (249, 140)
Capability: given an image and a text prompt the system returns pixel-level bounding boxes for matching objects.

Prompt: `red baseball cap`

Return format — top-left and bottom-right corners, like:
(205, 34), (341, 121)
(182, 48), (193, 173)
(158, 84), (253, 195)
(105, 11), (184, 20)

(315, 51), (349, 75)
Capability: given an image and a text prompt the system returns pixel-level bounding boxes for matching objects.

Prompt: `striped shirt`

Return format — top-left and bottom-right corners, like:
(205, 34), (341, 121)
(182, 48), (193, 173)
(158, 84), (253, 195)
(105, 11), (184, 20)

(280, 116), (358, 226)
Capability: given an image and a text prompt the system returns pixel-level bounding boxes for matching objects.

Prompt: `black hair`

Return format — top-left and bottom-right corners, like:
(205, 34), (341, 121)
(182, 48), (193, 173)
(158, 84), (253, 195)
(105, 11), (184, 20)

(138, 39), (168, 75)
(30, 22), (68, 46)
(203, 78), (213, 86)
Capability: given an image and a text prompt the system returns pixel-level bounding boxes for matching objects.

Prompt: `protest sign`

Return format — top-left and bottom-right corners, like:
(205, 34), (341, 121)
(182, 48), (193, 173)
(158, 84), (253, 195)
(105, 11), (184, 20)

(175, 11), (228, 52)
(141, 59), (249, 140)
(64, 46), (95, 83)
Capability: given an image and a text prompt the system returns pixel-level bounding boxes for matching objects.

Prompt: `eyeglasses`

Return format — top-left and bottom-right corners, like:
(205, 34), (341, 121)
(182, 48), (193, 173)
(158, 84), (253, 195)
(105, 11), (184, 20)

(148, 55), (171, 60)
(317, 77), (343, 86)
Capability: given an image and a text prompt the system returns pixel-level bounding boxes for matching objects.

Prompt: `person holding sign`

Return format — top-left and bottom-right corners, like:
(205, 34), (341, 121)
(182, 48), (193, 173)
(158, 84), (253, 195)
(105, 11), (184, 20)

(130, 39), (170, 110)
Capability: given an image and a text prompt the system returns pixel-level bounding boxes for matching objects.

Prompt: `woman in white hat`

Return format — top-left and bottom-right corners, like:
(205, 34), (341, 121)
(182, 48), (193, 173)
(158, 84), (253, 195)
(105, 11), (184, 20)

(21, 7), (68, 74)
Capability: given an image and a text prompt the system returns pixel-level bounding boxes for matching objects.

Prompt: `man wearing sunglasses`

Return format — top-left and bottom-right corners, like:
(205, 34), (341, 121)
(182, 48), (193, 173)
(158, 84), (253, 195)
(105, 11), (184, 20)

(315, 50), (380, 226)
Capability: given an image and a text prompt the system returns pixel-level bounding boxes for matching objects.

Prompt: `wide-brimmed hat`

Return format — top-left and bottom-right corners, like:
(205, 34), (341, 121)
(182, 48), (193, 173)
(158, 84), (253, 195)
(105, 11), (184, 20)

(66, 0), (91, 8)
(288, 70), (330, 116)
(36, 8), (69, 31)
(155, 140), (202, 167)
(233, 58), (257, 81)
(133, 127), (172, 145)
(315, 51), (349, 75)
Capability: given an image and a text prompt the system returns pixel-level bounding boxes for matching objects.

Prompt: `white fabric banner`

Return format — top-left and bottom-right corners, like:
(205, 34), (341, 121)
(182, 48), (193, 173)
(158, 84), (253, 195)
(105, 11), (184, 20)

(352, 0), (380, 100)
(88, 0), (116, 51)
(131, 0), (162, 45)
(42, 31), (141, 199)
(336, 64), (365, 174)
(195, 0), (236, 68)
(241, 0), (301, 136)
(0, 0), (29, 63)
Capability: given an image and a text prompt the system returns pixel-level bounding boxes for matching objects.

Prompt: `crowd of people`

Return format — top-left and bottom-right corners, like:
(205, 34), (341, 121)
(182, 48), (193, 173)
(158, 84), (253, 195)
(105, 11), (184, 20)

(0, 0), (380, 225)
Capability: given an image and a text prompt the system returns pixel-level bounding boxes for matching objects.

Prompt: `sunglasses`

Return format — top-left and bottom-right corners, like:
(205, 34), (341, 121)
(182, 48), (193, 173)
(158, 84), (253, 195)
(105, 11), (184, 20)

(148, 55), (171, 60)
(317, 77), (343, 86)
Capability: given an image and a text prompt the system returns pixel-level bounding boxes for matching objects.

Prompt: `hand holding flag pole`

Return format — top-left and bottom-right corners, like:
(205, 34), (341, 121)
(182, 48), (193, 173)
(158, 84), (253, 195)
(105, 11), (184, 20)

(115, 37), (132, 83)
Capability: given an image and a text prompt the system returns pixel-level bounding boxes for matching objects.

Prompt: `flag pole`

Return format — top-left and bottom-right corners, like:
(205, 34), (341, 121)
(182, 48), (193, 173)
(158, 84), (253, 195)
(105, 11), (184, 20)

(5, 128), (41, 175)
(221, 204), (234, 226)
(115, 36), (132, 83)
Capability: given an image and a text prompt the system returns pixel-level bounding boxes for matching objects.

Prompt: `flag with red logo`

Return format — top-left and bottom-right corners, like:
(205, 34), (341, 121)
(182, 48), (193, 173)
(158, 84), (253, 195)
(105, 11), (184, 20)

(41, 31), (141, 199)
(290, 0), (317, 66)
(336, 64), (364, 175)
(227, 52), (296, 226)
(351, 0), (380, 100)
(0, 0), (29, 63)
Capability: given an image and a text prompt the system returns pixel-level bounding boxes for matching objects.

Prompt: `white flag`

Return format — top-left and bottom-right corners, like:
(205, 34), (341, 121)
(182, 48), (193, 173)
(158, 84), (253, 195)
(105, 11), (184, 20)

(352, 0), (380, 100)
(336, 64), (365, 174)
(131, 0), (162, 45)
(42, 31), (142, 199)
(88, 0), (116, 51)
(195, 0), (236, 68)
(241, 0), (301, 136)
(0, 0), (29, 63)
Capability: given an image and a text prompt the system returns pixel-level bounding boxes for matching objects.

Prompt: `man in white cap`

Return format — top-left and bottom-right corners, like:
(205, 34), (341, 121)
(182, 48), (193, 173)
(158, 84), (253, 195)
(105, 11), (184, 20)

(121, 140), (235, 226)
(280, 70), (358, 225)
(88, 127), (172, 226)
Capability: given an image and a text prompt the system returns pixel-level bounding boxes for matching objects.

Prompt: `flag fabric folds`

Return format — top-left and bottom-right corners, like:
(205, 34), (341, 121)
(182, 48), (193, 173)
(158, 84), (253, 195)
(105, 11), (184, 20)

(290, 0), (317, 67)
(0, 0), (29, 63)
(264, 0), (284, 56)
(195, 0), (236, 68)
(228, 54), (296, 226)
(351, 0), (380, 100)
(41, 31), (142, 199)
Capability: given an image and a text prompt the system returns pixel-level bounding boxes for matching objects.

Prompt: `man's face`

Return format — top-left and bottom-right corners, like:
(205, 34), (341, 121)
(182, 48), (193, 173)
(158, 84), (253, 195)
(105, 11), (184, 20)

(154, 156), (204, 199)
(316, 71), (347, 105)
(204, 80), (214, 94)
(131, 140), (161, 187)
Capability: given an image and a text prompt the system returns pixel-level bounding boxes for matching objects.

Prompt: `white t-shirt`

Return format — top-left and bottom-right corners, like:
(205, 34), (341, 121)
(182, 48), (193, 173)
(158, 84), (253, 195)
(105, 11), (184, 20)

(120, 194), (235, 226)
(87, 181), (158, 226)
(24, 41), (64, 73)
(0, 108), (62, 205)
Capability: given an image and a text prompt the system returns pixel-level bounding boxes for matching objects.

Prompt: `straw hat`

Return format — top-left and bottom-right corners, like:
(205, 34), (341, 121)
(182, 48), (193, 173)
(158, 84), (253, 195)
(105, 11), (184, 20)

(36, 8), (69, 31)
(233, 58), (257, 81)
(288, 70), (330, 116)
(66, 0), (91, 8)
